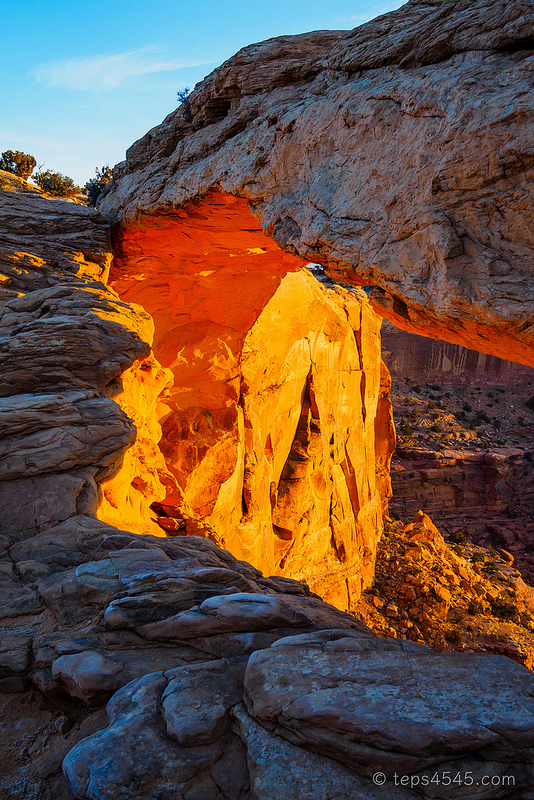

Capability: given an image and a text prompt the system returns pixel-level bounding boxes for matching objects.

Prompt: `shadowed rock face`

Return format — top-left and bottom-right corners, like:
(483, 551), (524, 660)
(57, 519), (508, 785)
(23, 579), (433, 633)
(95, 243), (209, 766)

(101, 0), (534, 367)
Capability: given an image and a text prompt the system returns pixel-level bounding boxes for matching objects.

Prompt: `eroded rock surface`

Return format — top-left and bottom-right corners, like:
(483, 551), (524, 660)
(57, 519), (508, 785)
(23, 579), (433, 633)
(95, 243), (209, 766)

(107, 199), (394, 603)
(0, 180), (174, 543)
(0, 175), (395, 607)
(3, 509), (527, 799)
(101, 0), (534, 367)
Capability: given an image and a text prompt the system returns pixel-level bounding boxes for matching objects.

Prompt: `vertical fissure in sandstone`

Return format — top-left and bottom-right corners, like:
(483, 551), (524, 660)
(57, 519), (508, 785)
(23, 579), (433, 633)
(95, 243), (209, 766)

(99, 191), (394, 610)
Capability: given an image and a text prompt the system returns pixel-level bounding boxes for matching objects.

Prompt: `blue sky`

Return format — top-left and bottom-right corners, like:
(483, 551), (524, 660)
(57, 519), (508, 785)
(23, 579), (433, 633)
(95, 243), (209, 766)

(1, 0), (403, 186)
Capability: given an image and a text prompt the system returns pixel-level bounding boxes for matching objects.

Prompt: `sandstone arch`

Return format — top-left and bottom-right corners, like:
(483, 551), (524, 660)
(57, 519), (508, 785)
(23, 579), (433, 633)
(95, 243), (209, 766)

(101, 0), (534, 367)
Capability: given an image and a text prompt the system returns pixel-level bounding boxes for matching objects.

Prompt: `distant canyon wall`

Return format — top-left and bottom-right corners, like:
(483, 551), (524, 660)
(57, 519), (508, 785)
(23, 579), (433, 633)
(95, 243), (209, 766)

(382, 320), (534, 386)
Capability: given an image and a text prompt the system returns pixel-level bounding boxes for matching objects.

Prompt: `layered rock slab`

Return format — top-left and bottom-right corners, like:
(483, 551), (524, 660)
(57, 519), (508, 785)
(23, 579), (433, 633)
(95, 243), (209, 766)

(0, 179), (179, 540)
(101, 0), (534, 367)
(1, 505), (533, 799)
(61, 620), (534, 800)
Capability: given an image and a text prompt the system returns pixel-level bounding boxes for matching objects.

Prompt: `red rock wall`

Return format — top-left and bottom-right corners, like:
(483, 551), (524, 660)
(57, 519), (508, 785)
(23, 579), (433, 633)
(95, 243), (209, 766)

(382, 320), (534, 386)
(391, 446), (534, 579)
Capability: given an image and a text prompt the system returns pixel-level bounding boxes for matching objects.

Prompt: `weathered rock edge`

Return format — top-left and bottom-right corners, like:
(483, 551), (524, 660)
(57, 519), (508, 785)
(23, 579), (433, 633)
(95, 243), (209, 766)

(101, 0), (534, 366)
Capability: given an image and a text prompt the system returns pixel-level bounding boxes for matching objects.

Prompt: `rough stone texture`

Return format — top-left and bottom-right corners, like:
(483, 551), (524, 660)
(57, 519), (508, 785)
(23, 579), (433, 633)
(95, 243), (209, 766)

(0, 175), (395, 608)
(2, 2), (534, 797)
(0, 180), (174, 543)
(108, 203), (394, 602)
(391, 446), (534, 579)
(58, 606), (534, 800)
(0, 494), (531, 799)
(355, 512), (534, 670)
(0, 510), (367, 798)
(0, 169), (111, 293)
(244, 629), (534, 787)
(2, 501), (532, 798)
(101, 0), (534, 367)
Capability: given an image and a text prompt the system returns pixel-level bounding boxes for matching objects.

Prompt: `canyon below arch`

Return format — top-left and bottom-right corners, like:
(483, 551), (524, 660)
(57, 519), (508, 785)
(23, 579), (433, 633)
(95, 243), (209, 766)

(1, 0), (534, 798)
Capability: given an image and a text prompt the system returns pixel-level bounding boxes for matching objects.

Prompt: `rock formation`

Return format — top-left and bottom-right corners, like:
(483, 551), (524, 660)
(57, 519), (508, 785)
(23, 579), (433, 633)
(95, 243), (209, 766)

(2, 0), (534, 797)
(356, 512), (534, 669)
(2, 512), (533, 799)
(101, 0), (534, 366)
(106, 195), (394, 604)
(386, 376), (534, 579)
(0, 176), (394, 609)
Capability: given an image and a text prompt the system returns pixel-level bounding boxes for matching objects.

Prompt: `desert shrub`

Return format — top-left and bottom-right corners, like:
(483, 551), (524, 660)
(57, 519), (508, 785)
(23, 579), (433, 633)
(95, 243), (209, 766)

(399, 418), (414, 436)
(467, 599), (479, 615)
(462, 402), (472, 412)
(470, 551), (485, 564)
(34, 170), (79, 197)
(525, 396), (534, 411)
(448, 530), (467, 546)
(177, 87), (192, 121)
(493, 418), (502, 430)
(474, 411), (490, 424)
(446, 628), (462, 642)
(430, 383), (441, 391)
(0, 149), (36, 179)
(430, 423), (442, 432)
(413, 385), (422, 394)
(490, 596), (520, 623)
(84, 165), (112, 206)
(455, 410), (466, 422)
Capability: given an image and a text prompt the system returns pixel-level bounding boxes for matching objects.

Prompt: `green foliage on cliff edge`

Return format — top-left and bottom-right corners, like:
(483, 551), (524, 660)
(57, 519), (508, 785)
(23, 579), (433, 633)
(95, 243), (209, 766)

(84, 166), (113, 206)
(34, 170), (79, 197)
(0, 150), (36, 180)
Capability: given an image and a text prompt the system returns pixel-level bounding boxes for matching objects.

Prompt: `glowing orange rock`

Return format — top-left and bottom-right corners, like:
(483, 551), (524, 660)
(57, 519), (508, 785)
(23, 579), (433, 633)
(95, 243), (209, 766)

(102, 193), (394, 608)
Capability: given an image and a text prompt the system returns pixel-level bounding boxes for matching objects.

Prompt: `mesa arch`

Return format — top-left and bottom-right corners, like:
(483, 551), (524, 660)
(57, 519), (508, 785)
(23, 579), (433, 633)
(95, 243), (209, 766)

(1, 0), (532, 620)
(101, 0), (534, 367)
(94, 0), (534, 606)
(98, 191), (394, 611)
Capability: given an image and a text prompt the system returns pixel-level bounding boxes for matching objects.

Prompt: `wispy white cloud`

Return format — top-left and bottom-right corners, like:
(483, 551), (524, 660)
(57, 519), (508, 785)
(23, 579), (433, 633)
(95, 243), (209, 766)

(34, 47), (213, 91)
(336, 2), (403, 25)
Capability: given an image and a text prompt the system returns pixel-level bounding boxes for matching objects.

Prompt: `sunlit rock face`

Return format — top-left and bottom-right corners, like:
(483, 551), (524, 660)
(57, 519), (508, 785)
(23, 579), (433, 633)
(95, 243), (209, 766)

(0, 175), (155, 542)
(100, 0), (534, 368)
(107, 193), (394, 606)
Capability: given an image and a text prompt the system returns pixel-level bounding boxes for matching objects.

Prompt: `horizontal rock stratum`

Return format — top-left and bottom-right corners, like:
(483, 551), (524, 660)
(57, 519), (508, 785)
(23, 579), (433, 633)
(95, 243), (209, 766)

(101, 0), (534, 367)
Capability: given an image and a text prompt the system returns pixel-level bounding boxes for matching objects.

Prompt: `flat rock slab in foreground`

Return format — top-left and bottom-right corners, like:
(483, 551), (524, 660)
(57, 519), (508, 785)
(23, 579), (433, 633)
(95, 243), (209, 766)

(2, 511), (533, 798)
(64, 625), (534, 800)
